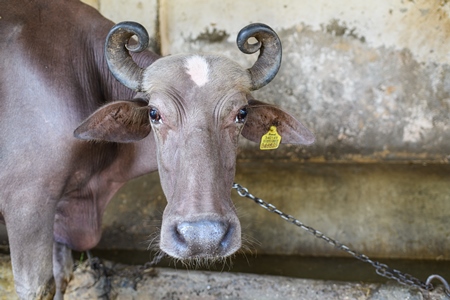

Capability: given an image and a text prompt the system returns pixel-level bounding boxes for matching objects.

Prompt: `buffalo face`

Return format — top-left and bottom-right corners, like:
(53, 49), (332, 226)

(74, 22), (314, 261)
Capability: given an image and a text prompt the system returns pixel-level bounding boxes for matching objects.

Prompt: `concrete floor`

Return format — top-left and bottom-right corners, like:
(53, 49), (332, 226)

(0, 254), (448, 300)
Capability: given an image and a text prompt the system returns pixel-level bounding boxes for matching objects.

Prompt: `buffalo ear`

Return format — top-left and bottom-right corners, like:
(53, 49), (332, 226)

(241, 99), (315, 145)
(74, 99), (151, 143)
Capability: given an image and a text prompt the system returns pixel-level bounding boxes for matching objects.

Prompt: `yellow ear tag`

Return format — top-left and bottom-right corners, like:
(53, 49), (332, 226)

(260, 126), (282, 150)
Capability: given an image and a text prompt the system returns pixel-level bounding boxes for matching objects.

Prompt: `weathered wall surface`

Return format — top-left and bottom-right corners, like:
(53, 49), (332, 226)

(24, 0), (443, 260)
(99, 163), (450, 260)
(81, 0), (450, 162)
(160, 0), (450, 162)
(82, 0), (159, 51)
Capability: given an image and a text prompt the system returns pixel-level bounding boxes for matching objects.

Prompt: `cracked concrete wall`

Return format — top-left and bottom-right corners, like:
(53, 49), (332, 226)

(51, 0), (450, 260)
(83, 0), (450, 162)
(160, 0), (450, 162)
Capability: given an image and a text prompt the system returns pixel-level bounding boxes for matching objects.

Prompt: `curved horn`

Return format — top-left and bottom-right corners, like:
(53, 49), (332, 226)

(105, 21), (149, 92)
(236, 23), (282, 91)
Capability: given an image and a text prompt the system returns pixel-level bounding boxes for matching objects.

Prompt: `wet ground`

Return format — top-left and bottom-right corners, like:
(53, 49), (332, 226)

(0, 253), (448, 299)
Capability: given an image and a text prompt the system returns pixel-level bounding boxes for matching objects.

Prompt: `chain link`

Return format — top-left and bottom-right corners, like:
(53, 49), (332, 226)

(232, 182), (450, 297)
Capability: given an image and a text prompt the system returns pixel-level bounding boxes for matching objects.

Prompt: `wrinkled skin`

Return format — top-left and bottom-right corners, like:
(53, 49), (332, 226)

(0, 1), (314, 299)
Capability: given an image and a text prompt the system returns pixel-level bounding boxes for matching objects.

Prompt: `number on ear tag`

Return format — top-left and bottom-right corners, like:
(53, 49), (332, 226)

(260, 126), (282, 150)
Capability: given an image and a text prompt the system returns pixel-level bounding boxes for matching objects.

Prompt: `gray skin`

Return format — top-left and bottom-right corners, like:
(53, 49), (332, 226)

(0, 1), (314, 299)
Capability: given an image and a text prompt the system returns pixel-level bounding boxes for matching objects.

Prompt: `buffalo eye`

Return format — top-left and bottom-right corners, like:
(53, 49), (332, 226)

(235, 107), (248, 124)
(149, 107), (162, 124)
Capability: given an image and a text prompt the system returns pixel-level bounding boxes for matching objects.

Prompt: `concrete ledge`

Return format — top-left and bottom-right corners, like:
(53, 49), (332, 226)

(0, 254), (447, 300)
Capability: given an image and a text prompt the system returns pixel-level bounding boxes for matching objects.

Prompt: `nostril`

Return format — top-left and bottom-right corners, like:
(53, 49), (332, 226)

(220, 225), (234, 249)
(174, 225), (186, 244)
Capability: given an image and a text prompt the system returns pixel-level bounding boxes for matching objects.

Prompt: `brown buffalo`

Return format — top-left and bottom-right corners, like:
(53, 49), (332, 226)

(0, 1), (314, 298)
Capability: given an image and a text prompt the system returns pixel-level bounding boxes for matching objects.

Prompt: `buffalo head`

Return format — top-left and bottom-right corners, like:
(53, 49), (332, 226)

(74, 22), (314, 261)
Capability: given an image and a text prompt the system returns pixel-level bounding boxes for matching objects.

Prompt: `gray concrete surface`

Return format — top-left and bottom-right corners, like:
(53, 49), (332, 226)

(0, 254), (448, 300)
(97, 162), (450, 260)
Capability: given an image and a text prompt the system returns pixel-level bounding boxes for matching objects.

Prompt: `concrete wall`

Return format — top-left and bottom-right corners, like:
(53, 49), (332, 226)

(83, 0), (450, 162)
(71, 0), (450, 259)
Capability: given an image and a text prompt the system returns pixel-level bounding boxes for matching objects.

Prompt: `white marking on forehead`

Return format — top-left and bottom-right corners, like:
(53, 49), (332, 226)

(185, 55), (209, 87)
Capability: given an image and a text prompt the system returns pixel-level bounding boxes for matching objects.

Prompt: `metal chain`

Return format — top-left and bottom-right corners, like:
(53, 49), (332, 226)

(232, 182), (450, 297)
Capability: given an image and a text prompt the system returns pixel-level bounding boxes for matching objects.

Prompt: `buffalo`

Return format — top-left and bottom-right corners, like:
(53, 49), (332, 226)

(0, 1), (314, 298)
